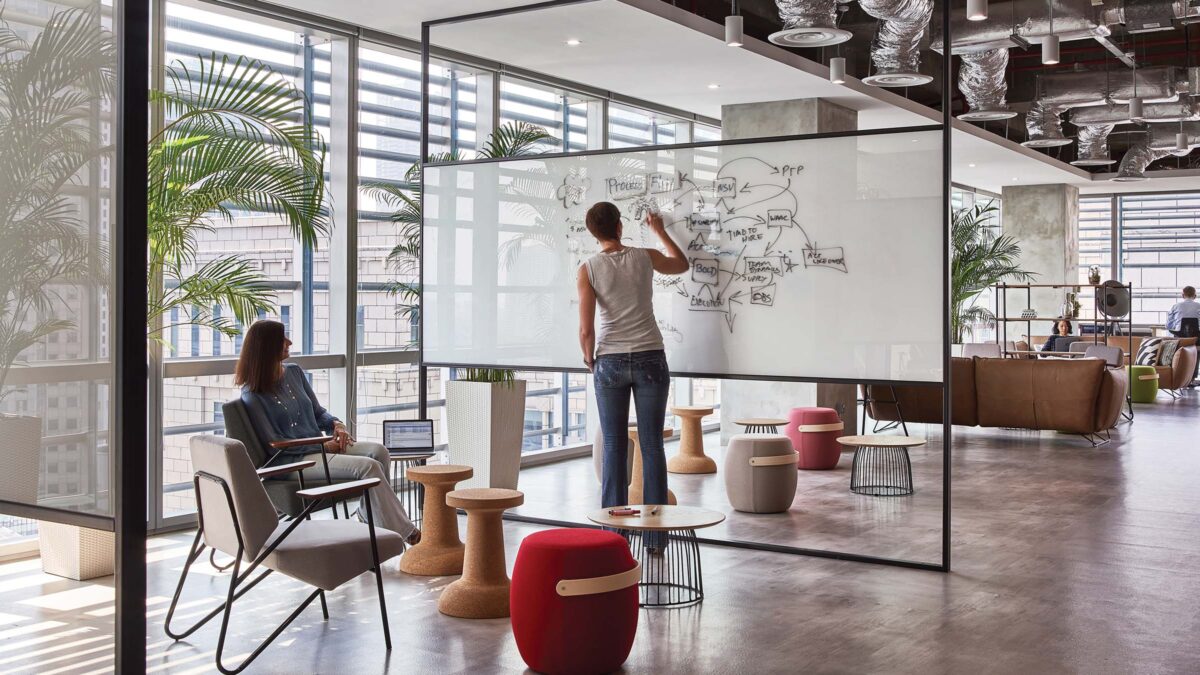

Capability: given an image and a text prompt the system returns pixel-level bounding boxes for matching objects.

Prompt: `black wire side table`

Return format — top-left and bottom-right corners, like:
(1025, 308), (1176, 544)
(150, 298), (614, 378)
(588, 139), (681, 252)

(389, 452), (435, 527)
(837, 435), (926, 497)
(588, 505), (725, 609)
(733, 418), (788, 434)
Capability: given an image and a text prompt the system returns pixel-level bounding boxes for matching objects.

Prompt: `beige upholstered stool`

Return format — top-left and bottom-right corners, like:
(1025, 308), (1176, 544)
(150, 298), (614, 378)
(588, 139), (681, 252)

(723, 434), (798, 513)
(400, 464), (472, 576)
(438, 488), (524, 619)
(668, 406), (716, 474)
(628, 425), (678, 505)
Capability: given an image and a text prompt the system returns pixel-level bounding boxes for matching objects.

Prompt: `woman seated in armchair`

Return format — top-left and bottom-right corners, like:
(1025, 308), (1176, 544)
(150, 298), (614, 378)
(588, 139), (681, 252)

(235, 320), (420, 545)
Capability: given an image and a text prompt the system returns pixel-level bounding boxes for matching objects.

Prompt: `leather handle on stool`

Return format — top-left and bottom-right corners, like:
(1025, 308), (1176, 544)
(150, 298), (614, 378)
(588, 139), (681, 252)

(556, 562), (642, 597)
(749, 452), (799, 467)
(797, 422), (844, 432)
(1137, 374), (1159, 381)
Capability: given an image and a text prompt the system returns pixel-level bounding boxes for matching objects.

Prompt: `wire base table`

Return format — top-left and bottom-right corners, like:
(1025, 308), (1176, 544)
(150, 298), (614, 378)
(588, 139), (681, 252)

(389, 453), (435, 527)
(588, 505), (725, 609)
(836, 435), (926, 497)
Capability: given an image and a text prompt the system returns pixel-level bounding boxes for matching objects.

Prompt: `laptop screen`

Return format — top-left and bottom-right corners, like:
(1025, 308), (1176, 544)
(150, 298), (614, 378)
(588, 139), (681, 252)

(383, 420), (434, 453)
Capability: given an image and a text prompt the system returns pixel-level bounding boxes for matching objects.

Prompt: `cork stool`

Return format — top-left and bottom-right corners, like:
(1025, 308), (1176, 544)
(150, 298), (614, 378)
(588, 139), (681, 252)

(399, 464), (473, 576)
(667, 406), (717, 474)
(628, 425), (678, 505)
(438, 488), (525, 619)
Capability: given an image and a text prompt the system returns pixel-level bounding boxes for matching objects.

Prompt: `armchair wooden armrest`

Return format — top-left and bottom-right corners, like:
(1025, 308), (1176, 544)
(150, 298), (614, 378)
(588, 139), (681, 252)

(256, 460), (316, 479)
(296, 478), (380, 502)
(269, 436), (334, 449)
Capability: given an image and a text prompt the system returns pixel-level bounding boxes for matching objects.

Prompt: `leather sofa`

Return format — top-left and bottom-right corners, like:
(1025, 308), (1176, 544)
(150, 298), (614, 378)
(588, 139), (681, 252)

(864, 356), (1127, 435)
(1020, 336), (1196, 393)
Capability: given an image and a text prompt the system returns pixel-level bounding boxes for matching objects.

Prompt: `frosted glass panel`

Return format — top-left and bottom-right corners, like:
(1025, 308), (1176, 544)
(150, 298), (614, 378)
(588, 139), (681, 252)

(424, 130), (944, 383)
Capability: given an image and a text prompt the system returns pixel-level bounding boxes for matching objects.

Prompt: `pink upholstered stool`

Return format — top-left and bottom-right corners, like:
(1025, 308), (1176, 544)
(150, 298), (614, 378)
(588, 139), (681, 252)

(786, 407), (844, 470)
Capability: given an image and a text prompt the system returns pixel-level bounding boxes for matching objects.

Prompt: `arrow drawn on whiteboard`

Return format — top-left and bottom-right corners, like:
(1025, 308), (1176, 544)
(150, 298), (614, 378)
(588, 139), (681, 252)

(729, 178), (791, 214)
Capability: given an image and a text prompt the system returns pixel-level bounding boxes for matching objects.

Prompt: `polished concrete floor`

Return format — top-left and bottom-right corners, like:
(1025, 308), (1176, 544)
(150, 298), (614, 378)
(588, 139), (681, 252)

(1, 393), (1198, 674)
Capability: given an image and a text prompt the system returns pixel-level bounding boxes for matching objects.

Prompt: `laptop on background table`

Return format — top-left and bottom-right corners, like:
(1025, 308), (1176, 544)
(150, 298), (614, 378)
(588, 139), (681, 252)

(382, 419), (436, 457)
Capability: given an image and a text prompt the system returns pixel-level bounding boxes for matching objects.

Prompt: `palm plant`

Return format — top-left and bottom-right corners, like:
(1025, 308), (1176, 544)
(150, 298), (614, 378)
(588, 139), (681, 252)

(363, 121), (551, 355)
(147, 53), (329, 345)
(951, 201), (1035, 343)
(0, 6), (113, 402)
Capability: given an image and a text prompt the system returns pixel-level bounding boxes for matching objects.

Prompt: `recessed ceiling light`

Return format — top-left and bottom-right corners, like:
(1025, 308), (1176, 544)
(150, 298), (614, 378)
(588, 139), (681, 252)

(968, 163), (976, 168)
(1012, 177), (1019, 181)
(565, 38), (581, 46)
(707, 83), (720, 89)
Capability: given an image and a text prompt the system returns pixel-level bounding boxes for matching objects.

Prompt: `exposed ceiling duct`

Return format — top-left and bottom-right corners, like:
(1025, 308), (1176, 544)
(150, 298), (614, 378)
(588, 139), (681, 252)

(958, 48), (1017, 121)
(1021, 66), (1195, 148)
(1113, 122), (1200, 180)
(768, 0), (852, 48)
(1069, 97), (1200, 126)
(929, 0), (1112, 54)
(1072, 124), (1117, 166)
(1025, 100), (1074, 147)
(858, 0), (934, 87)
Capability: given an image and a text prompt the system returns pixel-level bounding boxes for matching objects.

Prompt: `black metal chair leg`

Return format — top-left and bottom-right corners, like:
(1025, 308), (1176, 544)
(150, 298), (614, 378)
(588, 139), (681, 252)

(209, 548), (235, 572)
(318, 590), (329, 620)
(362, 497), (392, 650)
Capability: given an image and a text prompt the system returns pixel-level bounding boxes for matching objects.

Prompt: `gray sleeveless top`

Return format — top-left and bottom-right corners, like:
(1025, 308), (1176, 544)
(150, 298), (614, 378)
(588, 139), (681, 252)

(585, 247), (664, 356)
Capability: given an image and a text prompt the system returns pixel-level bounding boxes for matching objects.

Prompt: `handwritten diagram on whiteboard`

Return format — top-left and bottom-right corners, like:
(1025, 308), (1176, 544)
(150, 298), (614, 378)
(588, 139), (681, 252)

(423, 131), (944, 383)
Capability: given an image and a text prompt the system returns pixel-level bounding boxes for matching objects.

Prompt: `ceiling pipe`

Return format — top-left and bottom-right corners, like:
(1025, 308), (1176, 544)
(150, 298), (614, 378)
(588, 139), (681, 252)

(1069, 96), (1200, 125)
(859, 0), (934, 87)
(1113, 121), (1200, 180)
(1113, 141), (1173, 181)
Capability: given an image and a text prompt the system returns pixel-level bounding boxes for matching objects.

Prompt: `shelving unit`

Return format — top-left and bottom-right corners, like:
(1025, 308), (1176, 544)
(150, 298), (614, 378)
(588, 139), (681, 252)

(992, 282), (1135, 422)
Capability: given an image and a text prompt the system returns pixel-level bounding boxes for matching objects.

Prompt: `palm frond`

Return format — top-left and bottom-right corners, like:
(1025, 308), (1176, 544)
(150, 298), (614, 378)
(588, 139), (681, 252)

(480, 121), (552, 158)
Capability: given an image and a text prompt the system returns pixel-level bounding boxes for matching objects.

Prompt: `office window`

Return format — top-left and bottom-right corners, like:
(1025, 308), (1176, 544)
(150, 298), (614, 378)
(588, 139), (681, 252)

(1118, 193), (1200, 326)
(1076, 196), (1114, 322)
(0, 0), (115, 530)
(163, 1), (335, 358)
(608, 102), (689, 148)
(498, 76), (592, 153)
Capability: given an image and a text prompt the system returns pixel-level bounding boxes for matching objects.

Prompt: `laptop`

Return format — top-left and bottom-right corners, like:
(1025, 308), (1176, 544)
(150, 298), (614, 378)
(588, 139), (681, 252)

(382, 419), (436, 457)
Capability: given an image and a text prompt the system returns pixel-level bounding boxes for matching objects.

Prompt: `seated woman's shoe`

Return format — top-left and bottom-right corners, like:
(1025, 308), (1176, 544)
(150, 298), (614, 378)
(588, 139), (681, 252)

(405, 529), (422, 546)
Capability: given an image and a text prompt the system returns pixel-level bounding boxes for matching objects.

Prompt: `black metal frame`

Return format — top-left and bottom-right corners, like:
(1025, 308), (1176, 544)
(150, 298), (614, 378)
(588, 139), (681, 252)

(165, 468), (390, 674)
(849, 445), (916, 497)
(858, 385), (910, 436)
(626, 528), (704, 608)
(419, 0), (954, 574)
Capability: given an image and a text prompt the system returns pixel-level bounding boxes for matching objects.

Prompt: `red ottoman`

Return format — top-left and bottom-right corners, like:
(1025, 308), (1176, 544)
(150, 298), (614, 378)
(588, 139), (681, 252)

(786, 407), (844, 470)
(511, 529), (640, 675)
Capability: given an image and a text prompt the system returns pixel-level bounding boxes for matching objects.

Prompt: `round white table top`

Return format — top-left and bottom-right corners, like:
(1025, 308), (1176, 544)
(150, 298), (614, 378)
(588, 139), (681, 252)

(835, 435), (927, 449)
(587, 504), (725, 531)
(734, 418), (788, 426)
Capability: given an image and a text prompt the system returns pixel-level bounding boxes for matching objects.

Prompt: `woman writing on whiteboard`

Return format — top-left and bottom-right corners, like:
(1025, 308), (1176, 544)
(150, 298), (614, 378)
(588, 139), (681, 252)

(578, 201), (689, 548)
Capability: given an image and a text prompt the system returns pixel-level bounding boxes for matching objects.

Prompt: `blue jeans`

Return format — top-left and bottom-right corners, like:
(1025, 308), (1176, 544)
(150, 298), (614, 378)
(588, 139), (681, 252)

(594, 350), (671, 513)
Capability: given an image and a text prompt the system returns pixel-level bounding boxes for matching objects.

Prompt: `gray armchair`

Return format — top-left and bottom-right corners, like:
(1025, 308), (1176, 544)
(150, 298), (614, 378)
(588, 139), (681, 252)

(222, 398), (347, 518)
(165, 435), (401, 674)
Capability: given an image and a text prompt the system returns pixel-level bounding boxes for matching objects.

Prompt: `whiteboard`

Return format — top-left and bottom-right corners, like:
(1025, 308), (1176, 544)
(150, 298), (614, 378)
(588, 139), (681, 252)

(423, 130), (944, 383)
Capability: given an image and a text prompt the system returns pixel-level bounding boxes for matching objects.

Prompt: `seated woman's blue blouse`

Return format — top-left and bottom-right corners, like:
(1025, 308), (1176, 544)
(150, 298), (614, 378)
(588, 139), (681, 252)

(241, 363), (339, 461)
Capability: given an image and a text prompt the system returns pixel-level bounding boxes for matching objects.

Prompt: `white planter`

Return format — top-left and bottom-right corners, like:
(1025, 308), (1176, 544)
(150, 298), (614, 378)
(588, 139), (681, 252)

(0, 415), (42, 504)
(446, 379), (526, 490)
(38, 522), (114, 580)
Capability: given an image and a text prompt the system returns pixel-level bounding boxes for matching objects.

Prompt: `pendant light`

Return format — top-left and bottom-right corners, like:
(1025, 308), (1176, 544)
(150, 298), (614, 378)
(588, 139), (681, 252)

(1129, 35), (1144, 121)
(830, 56), (846, 84)
(725, 0), (743, 47)
(1178, 122), (1190, 152)
(1042, 0), (1059, 65)
(967, 0), (988, 21)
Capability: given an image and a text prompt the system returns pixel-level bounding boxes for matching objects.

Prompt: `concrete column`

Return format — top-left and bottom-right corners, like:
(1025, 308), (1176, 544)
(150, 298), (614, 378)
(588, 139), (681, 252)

(1000, 184), (1080, 323)
(719, 99), (858, 444)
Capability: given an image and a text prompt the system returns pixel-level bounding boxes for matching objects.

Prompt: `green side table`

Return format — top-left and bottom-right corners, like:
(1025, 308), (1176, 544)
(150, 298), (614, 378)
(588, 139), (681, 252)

(1128, 365), (1160, 403)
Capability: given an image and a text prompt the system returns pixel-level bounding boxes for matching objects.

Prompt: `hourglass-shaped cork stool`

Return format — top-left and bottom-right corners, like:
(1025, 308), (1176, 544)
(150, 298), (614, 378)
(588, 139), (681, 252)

(399, 464), (473, 576)
(628, 425), (677, 505)
(438, 488), (524, 619)
(667, 406), (717, 474)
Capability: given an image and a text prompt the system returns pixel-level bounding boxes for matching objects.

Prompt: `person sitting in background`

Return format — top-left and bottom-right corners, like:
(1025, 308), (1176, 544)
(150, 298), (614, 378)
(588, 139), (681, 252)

(1167, 286), (1200, 337)
(235, 319), (420, 545)
(1040, 319), (1073, 352)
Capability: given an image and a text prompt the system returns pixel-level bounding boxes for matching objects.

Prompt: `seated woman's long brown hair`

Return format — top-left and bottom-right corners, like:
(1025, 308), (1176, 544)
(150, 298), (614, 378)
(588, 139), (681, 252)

(234, 320), (287, 393)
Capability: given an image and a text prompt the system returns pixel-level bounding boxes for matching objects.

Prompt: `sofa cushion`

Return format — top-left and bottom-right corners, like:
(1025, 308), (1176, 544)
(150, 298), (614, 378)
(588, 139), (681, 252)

(1159, 340), (1182, 366)
(1135, 337), (1165, 365)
